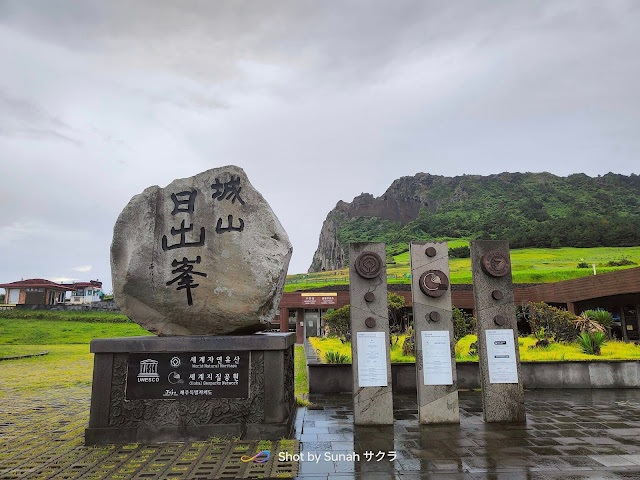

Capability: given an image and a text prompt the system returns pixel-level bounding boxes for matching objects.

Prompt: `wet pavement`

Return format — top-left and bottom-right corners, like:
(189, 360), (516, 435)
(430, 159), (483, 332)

(294, 389), (640, 479)
(4, 384), (640, 478)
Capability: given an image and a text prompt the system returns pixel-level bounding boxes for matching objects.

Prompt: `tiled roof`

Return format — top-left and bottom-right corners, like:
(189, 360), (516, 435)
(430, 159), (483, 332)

(0, 279), (75, 290)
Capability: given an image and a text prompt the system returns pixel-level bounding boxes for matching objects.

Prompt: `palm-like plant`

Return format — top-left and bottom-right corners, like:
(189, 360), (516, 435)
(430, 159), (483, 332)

(324, 350), (350, 364)
(577, 331), (607, 355)
(575, 312), (606, 335)
(580, 309), (614, 338)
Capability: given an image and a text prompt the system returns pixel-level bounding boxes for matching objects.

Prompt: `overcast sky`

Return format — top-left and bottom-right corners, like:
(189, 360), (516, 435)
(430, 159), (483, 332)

(1, 1), (639, 293)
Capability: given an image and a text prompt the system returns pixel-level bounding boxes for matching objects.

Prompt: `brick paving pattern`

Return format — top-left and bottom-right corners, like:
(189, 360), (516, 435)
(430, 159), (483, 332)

(0, 386), (298, 479)
(4, 383), (640, 478)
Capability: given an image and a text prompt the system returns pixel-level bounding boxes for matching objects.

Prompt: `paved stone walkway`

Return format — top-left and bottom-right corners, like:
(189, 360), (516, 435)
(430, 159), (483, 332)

(0, 387), (298, 479)
(4, 385), (640, 479)
(295, 389), (640, 479)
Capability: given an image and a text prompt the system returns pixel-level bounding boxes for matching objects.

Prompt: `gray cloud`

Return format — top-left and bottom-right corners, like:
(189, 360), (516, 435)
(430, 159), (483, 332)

(0, 1), (639, 292)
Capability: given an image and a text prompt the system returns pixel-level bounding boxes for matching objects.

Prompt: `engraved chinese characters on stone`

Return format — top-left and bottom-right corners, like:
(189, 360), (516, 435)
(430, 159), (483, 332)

(111, 165), (292, 336)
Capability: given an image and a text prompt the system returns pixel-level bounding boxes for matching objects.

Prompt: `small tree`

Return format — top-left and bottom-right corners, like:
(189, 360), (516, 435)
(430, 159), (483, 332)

(452, 307), (476, 341)
(324, 305), (350, 341)
(388, 292), (406, 336)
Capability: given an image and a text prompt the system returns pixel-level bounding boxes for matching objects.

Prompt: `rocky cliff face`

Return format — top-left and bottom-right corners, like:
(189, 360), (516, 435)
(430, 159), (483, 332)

(308, 173), (448, 272)
(308, 171), (640, 272)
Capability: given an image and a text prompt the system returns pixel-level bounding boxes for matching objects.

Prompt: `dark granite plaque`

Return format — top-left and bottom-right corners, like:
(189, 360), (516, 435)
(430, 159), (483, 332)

(125, 351), (249, 400)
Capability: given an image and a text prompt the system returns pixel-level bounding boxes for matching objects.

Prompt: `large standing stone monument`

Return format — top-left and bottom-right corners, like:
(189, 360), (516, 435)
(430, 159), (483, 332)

(111, 165), (291, 336)
(410, 241), (459, 424)
(470, 240), (526, 423)
(85, 166), (296, 444)
(348, 242), (393, 425)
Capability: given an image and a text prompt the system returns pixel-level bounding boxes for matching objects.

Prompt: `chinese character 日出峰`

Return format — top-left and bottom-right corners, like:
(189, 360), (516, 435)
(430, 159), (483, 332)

(163, 190), (208, 306)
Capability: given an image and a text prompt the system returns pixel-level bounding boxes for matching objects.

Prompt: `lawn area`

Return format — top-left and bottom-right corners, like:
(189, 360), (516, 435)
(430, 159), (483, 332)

(294, 345), (309, 405)
(285, 244), (640, 290)
(0, 344), (94, 394)
(0, 316), (311, 401)
(310, 334), (640, 363)
(0, 318), (152, 344)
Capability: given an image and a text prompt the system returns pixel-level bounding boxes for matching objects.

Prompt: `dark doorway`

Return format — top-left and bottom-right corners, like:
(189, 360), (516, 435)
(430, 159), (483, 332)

(24, 288), (46, 305)
(623, 305), (639, 341)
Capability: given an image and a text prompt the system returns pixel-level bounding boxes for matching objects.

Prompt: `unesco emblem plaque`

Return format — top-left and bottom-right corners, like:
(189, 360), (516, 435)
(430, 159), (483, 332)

(125, 351), (250, 400)
(480, 250), (511, 278)
(354, 251), (383, 279)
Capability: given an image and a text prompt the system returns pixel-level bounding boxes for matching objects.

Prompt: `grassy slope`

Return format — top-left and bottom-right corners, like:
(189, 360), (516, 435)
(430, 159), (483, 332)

(286, 244), (640, 290)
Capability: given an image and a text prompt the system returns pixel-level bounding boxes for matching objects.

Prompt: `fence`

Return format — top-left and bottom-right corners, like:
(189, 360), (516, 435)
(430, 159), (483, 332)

(285, 274), (411, 285)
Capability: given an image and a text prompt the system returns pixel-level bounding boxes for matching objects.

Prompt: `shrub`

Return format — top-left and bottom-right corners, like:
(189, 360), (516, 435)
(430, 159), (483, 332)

(453, 307), (475, 340)
(577, 331), (607, 355)
(607, 259), (637, 267)
(324, 305), (350, 340)
(468, 341), (478, 357)
(402, 326), (415, 356)
(448, 246), (470, 258)
(530, 326), (550, 348)
(523, 302), (579, 343)
(324, 350), (350, 364)
(577, 259), (590, 268)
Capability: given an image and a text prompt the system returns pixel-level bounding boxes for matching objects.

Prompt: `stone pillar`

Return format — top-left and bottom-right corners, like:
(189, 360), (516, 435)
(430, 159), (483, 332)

(470, 240), (526, 423)
(296, 308), (304, 344)
(410, 241), (459, 424)
(279, 307), (289, 333)
(349, 242), (393, 425)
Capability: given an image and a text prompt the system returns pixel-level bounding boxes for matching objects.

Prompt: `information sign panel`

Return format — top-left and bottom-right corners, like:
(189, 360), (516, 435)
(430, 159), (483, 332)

(485, 329), (518, 384)
(421, 331), (453, 385)
(126, 351), (249, 400)
(356, 332), (388, 387)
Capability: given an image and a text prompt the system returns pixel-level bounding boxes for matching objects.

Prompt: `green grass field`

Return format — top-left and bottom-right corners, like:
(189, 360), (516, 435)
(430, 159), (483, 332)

(0, 318), (152, 345)
(285, 243), (640, 290)
(310, 333), (640, 363)
(0, 315), (311, 402)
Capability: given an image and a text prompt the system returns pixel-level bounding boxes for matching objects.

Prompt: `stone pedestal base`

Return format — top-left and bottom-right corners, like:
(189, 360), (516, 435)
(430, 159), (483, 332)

(84, 332), (296, 445)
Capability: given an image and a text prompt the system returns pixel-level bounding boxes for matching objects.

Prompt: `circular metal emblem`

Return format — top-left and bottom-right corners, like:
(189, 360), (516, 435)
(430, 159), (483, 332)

(354, 251), (383, 279)
(480, 250), (511, 278)
(365, 317), (376, 328)
(428, 311), (441, 322)
(493, 315), (506, 326)
(364, 292), (375, 303)
(491, 289), (504, 301)
(425, 246), (437, 257)
(418, 270), (450, 298)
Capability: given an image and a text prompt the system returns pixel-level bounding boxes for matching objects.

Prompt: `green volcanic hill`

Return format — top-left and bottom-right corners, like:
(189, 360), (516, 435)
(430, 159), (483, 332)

(308, 172), (640, 272)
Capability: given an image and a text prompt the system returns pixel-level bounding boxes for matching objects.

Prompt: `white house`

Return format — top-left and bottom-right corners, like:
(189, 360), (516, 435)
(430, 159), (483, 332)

(67, 280), (103, 304)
